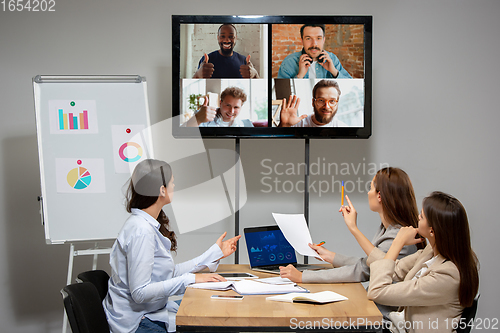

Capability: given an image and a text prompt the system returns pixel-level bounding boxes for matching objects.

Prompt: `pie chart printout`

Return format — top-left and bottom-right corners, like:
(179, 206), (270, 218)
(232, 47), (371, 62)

(67, 167), (92, 189)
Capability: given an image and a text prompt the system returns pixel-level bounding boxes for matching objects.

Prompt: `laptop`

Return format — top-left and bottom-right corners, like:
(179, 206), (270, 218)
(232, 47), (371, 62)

(244, 225), (322, 275)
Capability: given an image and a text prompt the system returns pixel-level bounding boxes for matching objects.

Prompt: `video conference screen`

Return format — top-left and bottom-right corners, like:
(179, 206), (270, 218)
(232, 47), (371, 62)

(172, 15), (372, 138)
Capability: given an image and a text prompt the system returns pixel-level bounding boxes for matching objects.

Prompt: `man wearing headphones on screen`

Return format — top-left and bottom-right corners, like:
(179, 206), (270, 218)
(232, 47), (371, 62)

(193, 24), (259, 79)
(278, 24), (352, 79)
(279, 80), (348, 127)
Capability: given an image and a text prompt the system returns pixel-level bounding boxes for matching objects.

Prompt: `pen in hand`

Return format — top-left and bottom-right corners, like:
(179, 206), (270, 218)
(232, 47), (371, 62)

(341, 181), (344, 206)
(314, 241), (325, 246)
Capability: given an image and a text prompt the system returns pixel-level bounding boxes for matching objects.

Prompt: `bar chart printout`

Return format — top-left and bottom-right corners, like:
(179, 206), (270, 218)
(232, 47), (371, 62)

(49, 100), (98, 134)
(59, 109), (89, 130)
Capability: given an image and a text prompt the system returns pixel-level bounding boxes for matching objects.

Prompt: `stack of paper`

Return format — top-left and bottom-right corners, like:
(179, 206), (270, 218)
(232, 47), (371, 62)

(266, 291), (348, 304)
(188, 279), (309, 295)
(257, 277), (293, 285)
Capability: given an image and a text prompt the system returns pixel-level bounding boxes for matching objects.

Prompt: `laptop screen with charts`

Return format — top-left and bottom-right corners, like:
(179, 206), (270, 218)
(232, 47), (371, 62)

(244, 225), (321, 274)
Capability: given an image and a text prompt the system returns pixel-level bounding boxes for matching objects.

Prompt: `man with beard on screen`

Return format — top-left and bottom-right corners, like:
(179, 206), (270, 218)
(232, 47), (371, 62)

(279, 80), (348, 127)
(278, 24), (352, 79)
(193, 23), (259, 79)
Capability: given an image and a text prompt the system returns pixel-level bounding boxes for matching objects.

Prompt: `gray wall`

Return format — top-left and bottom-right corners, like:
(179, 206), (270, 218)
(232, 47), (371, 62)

(1, 0), (499, 331)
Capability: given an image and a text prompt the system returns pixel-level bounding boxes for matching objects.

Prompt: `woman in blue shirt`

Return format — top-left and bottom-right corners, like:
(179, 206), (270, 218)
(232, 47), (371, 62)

(103, 159), (241, 333)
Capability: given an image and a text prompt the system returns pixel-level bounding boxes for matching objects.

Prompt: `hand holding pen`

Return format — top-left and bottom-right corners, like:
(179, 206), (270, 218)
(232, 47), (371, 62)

(339, 194), (358, 232)
(308, 241), (335, 264)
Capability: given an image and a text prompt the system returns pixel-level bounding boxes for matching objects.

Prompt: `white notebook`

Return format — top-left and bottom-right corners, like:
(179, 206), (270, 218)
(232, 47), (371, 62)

(188, 279), (308, 295)
(266, 290), (348, 304)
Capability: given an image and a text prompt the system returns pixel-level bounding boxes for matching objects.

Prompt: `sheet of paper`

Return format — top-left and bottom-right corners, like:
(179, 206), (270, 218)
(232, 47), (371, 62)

(272, 213), (323, 259)
(188, 281), (233, 290)
(49, 99), (98, 135)
(111, 124), (146, 174)
(232, 280), (307, 295)
(257, 277), (293, 285)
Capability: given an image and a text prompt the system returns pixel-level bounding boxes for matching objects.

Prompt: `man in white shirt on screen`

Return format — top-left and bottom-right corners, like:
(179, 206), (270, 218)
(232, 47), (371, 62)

(182, 86), (254, 127)
(279, 79), (348, 127)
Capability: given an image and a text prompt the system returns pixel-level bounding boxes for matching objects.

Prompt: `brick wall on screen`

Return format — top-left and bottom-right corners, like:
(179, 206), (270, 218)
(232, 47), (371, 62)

(272, 24), (364, 78)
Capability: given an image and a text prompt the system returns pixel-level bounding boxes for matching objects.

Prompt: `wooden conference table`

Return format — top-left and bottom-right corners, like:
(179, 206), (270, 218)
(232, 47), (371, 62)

(176, 264), (383, 332)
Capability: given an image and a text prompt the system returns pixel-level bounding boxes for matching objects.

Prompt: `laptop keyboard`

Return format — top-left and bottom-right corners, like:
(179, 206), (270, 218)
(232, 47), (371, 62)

(262, 265), (282, 270)
(259, 263), (305, 271)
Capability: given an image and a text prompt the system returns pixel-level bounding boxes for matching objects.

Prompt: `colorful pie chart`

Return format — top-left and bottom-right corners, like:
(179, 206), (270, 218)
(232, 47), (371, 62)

(67, 167), (92, 189)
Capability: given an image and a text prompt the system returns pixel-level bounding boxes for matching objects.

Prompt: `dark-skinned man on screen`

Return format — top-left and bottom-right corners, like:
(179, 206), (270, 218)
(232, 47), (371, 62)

(193, 24), (259, 79)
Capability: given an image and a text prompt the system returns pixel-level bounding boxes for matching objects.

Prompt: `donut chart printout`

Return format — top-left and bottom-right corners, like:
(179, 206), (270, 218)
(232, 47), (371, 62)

(111, 125), (147, 173)
(55, 158), (105, 193)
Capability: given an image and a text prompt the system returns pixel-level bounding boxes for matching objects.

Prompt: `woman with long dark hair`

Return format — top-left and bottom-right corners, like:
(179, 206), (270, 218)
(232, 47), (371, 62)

(280, 167), (423, 317)
(367, 191), (479, 332)
(103, 159), (241, 333)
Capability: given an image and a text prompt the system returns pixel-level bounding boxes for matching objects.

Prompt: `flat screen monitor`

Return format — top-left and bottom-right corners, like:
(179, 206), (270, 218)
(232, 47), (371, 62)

(172, 15), (372, 138)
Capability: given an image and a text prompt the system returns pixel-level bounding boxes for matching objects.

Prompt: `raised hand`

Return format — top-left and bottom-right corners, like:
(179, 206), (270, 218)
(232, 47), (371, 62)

(194, 95), (217, 125)
(339, 195), (358, 232)
(216, 231), (242, 259)
(193, 53), (215, 78)
(279, 95), (306, 127)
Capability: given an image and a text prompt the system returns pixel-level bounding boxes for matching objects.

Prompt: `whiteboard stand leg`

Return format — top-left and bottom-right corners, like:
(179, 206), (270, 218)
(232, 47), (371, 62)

(67, 243), (75, 285)
(62, 243), (75, 333)
(92, 242), (98, 270)
(62, 309), (68, 333)
(61, 243), (111, 333)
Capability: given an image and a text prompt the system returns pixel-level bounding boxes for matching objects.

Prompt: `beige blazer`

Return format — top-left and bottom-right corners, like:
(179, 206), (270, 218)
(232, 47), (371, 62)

(367, 244), (463, 333)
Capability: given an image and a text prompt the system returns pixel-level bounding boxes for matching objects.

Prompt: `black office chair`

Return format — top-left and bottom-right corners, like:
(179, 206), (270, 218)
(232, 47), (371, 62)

(61, 282), (110, 333)
(77, 270), (110, 301)
(456, 295), (480, 333)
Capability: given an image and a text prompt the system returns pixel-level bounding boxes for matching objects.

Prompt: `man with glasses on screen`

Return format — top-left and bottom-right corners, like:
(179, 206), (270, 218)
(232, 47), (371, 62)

(182, 86), (254, 127)
(279, 80), (347, 127)
(193, 24), (259, 79)
(278, 24), (352, 79)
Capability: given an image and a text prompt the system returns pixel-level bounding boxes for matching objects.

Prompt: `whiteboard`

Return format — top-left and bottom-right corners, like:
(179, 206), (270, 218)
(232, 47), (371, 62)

(33, 75), (152, 244)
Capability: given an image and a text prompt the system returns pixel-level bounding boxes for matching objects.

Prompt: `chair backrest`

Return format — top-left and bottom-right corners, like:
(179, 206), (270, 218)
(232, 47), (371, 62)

(456, 295), (480, 333)
(77, 270), (110, 301)
(61, 282), (110, 333)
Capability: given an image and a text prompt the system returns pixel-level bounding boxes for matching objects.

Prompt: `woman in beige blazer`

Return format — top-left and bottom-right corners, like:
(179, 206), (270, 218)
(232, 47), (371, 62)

(280, 167), (425, 319)
(367, 191), (479, 333)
